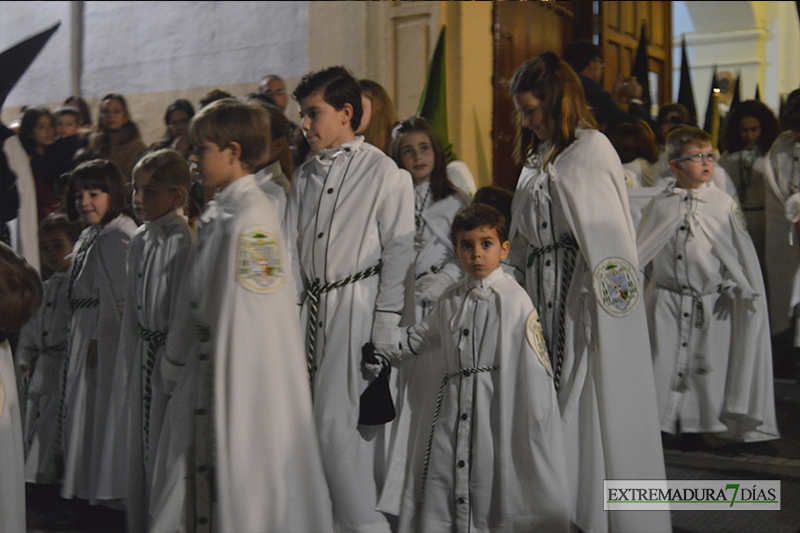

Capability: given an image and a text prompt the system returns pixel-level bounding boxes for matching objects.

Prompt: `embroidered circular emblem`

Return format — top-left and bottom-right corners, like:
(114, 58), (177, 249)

(592, 257), (641, 318)
(732, 202), (750, 238)
(526, 310), (553, 377)
(236, 229), (285, 294)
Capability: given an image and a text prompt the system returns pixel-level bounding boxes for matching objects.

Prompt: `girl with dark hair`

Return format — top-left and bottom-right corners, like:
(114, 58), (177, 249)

(59, 159), (136, 505)
(390, 116), (464, 322)
(19, 107), (60, 219)
(507, 53), (671, 533)
(718, 100), (780, 269)
(150, 99), (195, 158)
(88, 94), (146, 180)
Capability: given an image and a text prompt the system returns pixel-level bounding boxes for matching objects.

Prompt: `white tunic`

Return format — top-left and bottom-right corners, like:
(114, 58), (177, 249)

(718, 148), (768, 264)
(508, 129), (670, 533)
(380, 184), (465, 515)
(60, 214), (136, 502)
(17, 271), (70, 483)
(188, 175), (333, 533)
(637, 181), (779, 441)
(0, 338), (25, 532)
(396, 268), (571, 533)
(287, 136), (414, 532)
(107, 211), (195, 532)
(764, 130), (800, 334)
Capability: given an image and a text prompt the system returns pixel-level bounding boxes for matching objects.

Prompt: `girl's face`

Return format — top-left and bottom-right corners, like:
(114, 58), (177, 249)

(356, 94), (372, 135)
(739, 116), (761, 148)
(513, 91), (551, 142)
(167, 110), (191, 140)
(75, 188), (110, 226)
(132, 170), (182, 222)
(398, 132), (435, 185)
(39, 229), (74, 273)
(299, 91), (355, 152)
(101, 98), (129, 131)
(33, 114), (56, 148)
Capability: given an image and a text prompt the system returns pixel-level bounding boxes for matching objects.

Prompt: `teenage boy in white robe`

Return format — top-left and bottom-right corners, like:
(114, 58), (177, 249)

(286, 66), (414, 532)
(181, 99), (333, 532)
(380, 203), (571, 532)
(638, 126), (779, 443)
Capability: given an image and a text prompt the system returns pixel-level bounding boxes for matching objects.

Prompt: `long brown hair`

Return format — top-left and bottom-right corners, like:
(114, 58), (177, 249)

(509, 52), (597, 167)
(390, 117), (457, 203)
(359, 79), (399, 154)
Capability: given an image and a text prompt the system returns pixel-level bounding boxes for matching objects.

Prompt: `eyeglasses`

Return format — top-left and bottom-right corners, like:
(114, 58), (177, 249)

(671, 152), (716, 164)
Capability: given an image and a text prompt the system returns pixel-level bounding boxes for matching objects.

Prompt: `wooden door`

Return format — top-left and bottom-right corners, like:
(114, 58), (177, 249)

(599, 1), (672, 119)
(491, 1), (577, 191)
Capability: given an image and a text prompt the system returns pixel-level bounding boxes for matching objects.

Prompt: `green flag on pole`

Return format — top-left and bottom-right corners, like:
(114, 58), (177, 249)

(417, 26), (456, 163)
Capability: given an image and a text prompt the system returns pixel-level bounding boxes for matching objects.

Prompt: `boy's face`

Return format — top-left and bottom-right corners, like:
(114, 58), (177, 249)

(56, 114), (79, 138)
(132, 170), (182, 222)
(670, 141), (715, 190)
(40, 229), (74, 273)
(191, 140), (236, 190)
(299, 91), (354, 152)
(454, 225), (510, 280)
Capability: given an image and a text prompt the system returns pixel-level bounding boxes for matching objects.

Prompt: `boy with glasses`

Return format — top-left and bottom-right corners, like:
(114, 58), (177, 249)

(637, 126), (779, 445)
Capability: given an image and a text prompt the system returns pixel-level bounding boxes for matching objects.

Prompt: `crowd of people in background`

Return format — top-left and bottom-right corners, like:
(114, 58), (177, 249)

(1, 38), (799, 533)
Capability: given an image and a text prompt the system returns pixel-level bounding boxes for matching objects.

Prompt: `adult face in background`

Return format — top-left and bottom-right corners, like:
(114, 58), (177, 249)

(100, 96), (130, 131)
(260, 78), (289, 112)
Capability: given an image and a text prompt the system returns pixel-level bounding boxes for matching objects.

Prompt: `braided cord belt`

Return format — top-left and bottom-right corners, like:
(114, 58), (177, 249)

(656, 284), (721, 329)
(528, 234), (579, 391)
(67, 227), (100, 308)
(304, 261), (382, 390)
(419, 365), (499, 501)
(137, 323), (168, 458)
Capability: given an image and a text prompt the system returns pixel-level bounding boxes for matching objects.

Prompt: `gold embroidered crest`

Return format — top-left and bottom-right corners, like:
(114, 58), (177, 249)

(526, 310), (553, 376)
(236, 230), (284, 294)
(592, 257), (641, 317)
(732, 202), (750, 237)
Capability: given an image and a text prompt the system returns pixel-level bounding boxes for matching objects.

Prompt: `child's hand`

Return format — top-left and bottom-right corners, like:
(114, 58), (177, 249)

(86, 340), (98, 370)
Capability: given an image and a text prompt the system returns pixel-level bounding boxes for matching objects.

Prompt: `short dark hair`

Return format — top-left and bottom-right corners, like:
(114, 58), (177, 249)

(199, 89), (233, 109)
(65, 159), (131, 224)
(562, 41), (602, 75)
(450, 203), (508, 246)
(54, 105), (83, 121)
(293, 66), (362, 131)
(189, 98), (271, 172)
(40, 212), (83, 244)
(781, 89), (800, 132)
(164, 98), (195, 126)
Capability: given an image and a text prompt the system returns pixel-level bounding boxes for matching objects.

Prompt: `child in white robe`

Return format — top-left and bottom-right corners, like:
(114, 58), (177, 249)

(638, 126), (779, 442)
(59, 160), (137, 504)
(112, 150), (195, 532)
(0, 241), (43, 533)
(182, 99), (333, 532)
(378, 117), (466, 516)
(17, 215), (81, 491)
(286, 66), (414, 532)
(385, 204), (571, 532)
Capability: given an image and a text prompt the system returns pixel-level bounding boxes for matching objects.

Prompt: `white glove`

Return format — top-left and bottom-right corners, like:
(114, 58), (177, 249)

(416, 271), (454, 303)
(786, 193), (800, 223)
(372, 311), (402, 365)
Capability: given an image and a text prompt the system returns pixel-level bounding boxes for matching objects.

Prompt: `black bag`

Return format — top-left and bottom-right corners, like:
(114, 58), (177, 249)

(359, 342), (396, 425)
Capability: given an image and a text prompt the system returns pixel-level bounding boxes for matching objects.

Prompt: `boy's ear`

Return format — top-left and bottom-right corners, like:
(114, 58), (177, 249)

(170, 188), (187, 210)
(500, 240), (510, 261)
(340, 103), (354, 126)
(227, 141), (242, 162)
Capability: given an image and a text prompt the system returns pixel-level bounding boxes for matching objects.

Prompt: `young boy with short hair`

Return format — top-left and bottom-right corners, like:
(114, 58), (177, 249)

(637, 126), (779, 443)
(178, 98), (332, 532)
(286, 66), (414, 531)
(388, 203), (571, 532)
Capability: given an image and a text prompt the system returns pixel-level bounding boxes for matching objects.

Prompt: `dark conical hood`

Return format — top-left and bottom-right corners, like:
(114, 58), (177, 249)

(677, 36), (697, 124)
(703, 65), (718, 134)
(0, 22), (61, 109)
(632, 25), (651, 119)
(730, 71), (741, 114)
